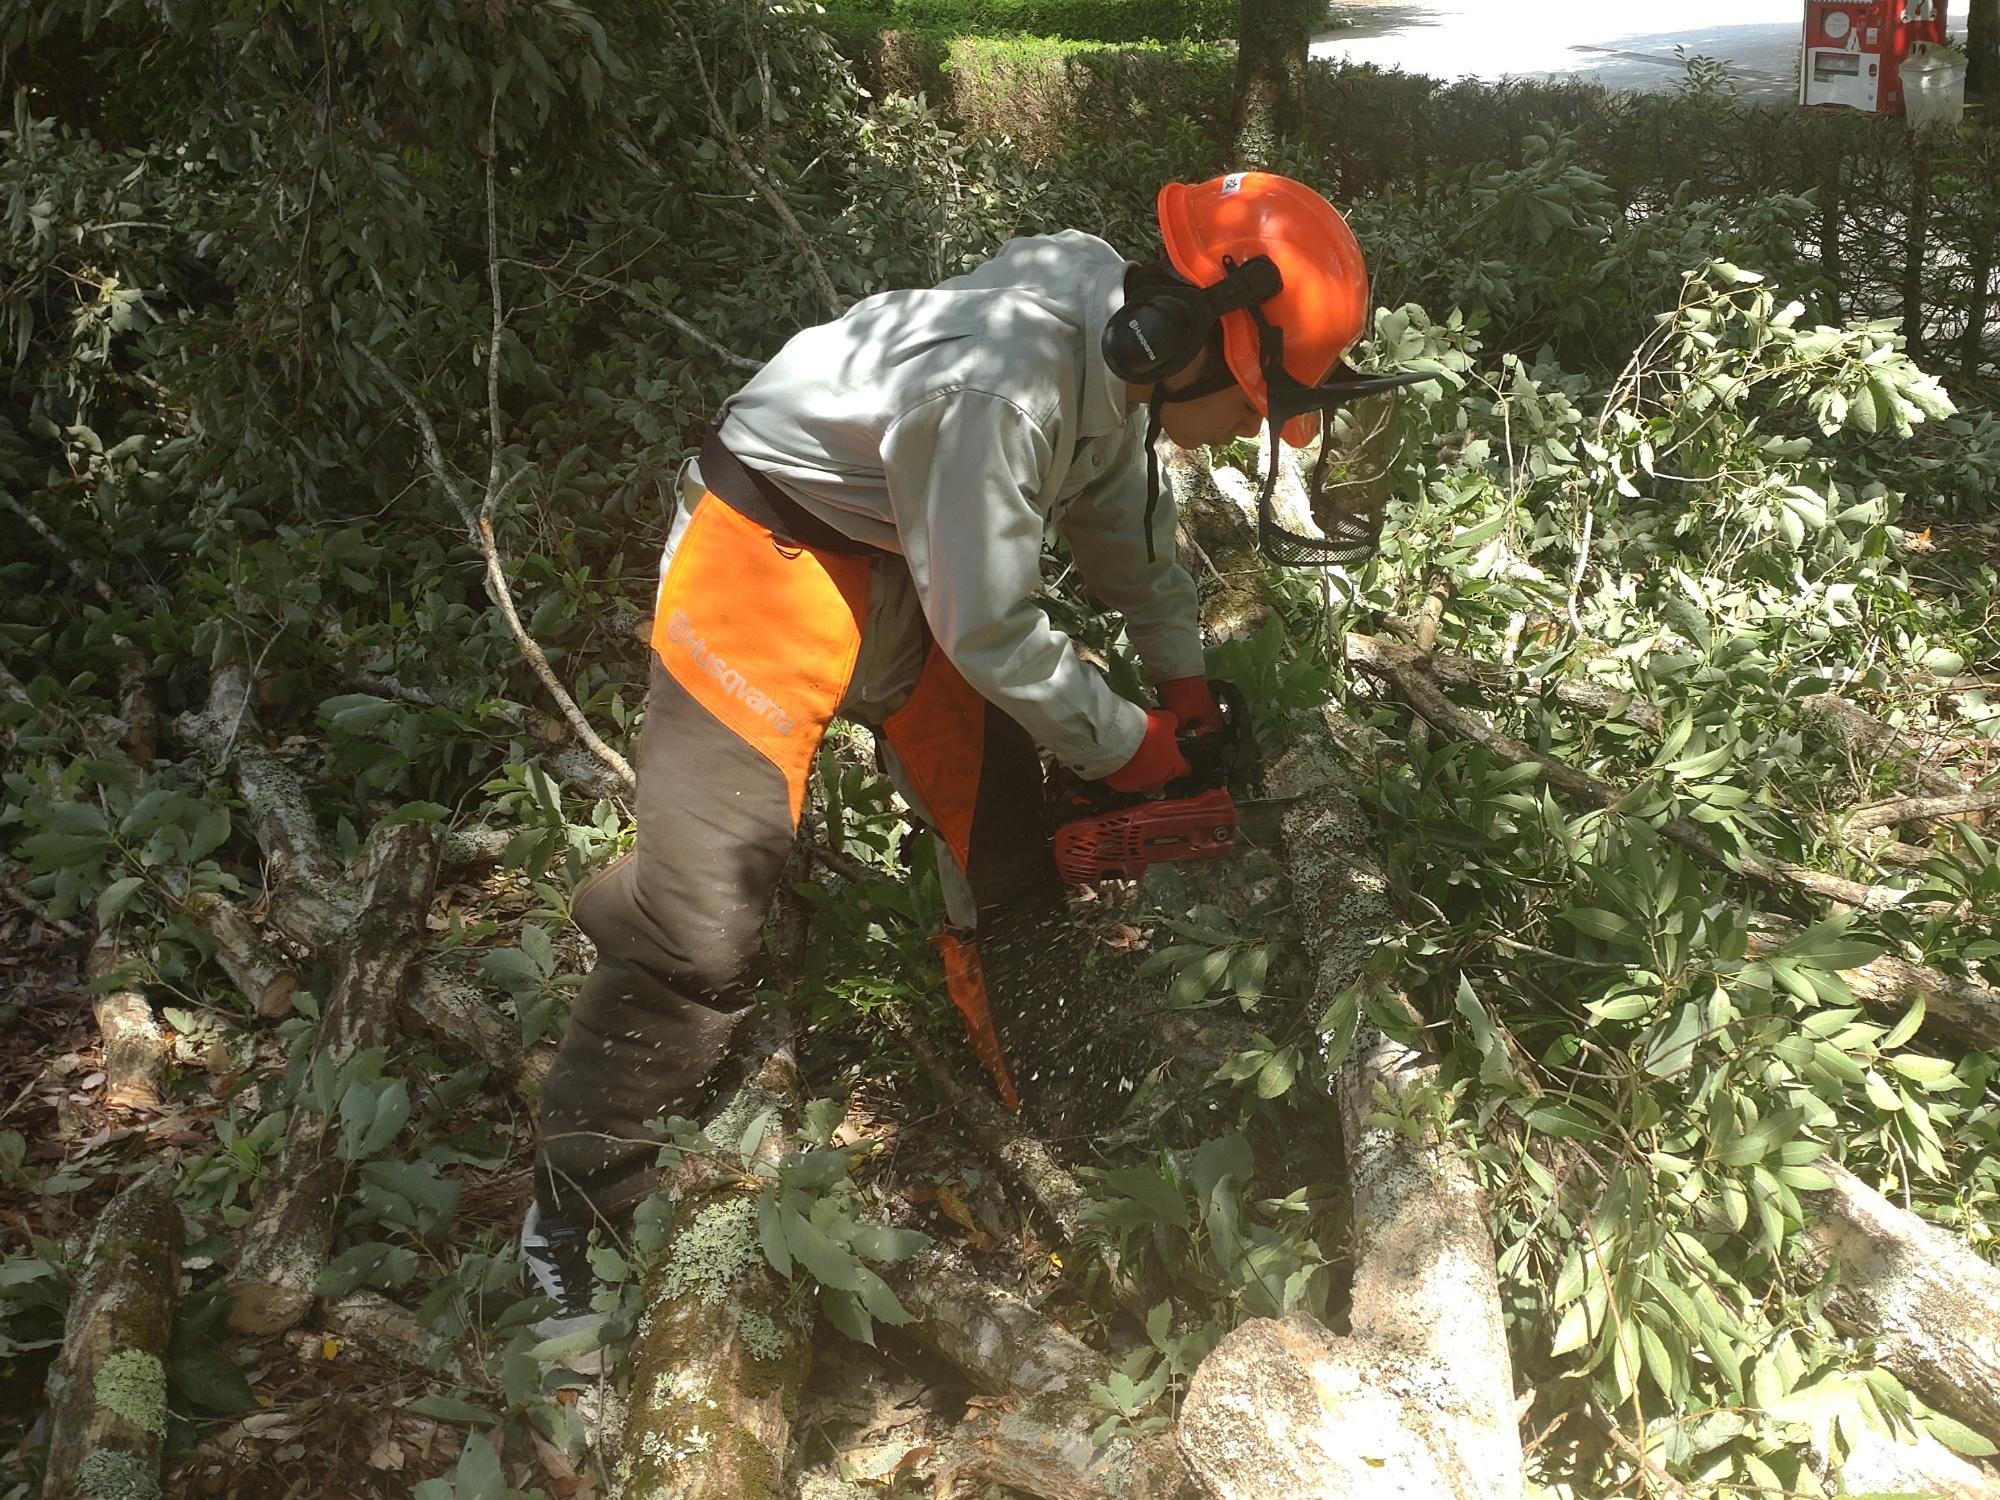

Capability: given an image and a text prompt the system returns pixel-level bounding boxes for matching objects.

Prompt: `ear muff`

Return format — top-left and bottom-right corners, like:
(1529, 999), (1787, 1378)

(1101, 283), (1216, 385)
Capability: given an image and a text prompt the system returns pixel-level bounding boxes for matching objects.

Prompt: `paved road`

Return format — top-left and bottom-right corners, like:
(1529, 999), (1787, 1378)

(1310, 0), (1824, 100)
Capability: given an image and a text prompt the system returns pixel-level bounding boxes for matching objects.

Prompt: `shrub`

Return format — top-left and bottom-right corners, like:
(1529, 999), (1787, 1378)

(822, 0), (1231, 44)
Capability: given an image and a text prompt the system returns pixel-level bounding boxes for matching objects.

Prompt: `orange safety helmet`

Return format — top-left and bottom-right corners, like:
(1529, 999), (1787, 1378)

(1157, 172), (1372, 449)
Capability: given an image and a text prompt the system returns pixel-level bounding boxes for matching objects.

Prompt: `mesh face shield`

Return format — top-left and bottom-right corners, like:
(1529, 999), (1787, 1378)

(1248, 306), (1431, 568)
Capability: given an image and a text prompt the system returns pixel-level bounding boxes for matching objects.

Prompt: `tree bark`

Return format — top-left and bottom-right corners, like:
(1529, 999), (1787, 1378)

(1800, 694), (1971, 799)
(1747, 922), (2000, 1051)
(620, 1046), (810, 1500)
(89, 935), (166, 1111)
(183, 892), (301, 1019)
(176, 665), (355, 947)
(1182, 711), (1525, 1500)
(1229, 0), (1318, 164)
(1801, 1161), (2000, 1448)
(897, 1250), (1193, 1500)
(1969, 0), (1999, 99)
(226, 822), (438, 1334)
(1811, 1420), (2000, 1499)
(42, 1170), (182, 1500)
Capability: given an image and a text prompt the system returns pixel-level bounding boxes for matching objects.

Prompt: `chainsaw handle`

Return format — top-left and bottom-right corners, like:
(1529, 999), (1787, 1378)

(1173, 679), (1245, 785)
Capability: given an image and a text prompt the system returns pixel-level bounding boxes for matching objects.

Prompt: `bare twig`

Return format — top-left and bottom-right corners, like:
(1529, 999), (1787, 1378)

(1, 491), (116, 607)
(0, 855), (83, 939)
(1846, 786), (2000, 832)
(359, 357), (634, 787)
(503, 259), (762, 371)
(675, 17), (841, 316)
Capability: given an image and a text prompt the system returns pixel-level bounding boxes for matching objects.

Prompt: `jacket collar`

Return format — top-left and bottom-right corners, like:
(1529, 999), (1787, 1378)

(1081, 258), (1136, 437)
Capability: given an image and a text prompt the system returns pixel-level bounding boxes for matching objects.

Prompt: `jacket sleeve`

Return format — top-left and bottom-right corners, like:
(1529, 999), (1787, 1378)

(1056, 421), (1206, 686)
(881, 388), (1148, 780)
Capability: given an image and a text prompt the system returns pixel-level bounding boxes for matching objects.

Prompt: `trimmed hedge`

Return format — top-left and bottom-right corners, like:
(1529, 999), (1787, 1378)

(821, 0), (1232, 44)
(861, 30), (1229, 155)
(845, 34), (1999, 388)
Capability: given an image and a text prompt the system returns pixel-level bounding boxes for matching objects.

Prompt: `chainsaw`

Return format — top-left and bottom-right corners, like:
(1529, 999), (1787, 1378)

(1048, 680), (1295, 884)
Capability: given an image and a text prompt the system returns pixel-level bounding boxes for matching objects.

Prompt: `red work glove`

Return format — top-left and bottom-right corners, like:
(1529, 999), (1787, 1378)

(1156, 675), (1223, 735)
(1103, 708), (1192, 793)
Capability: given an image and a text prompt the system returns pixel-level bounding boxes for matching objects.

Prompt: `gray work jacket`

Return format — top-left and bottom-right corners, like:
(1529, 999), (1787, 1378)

(711, 231), (1203, 780)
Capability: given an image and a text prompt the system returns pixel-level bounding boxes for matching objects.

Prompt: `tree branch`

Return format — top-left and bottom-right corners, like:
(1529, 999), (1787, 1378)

(675, 17), (841, 317)
(358, 348), (635, 791)
(504, 259), (763, 371)
(1346, 634), (1922, 912)
(1846, 786), (2000, 832)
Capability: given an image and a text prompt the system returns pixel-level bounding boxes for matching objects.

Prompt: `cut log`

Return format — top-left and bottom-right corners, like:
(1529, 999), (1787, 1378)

(620, 1046), (809, 1500)
(183, 892), (301, 1019)
(41, 1169), (182, 1500)
(226, 822), (438, 1334)
(89, 935), (166, 1111)
(1801, 1160), (2000, 1448)
(897, 1249), (1192, 1500)
(1177, 711), (1524, 1500)
(1748, 922), (2000, 1052)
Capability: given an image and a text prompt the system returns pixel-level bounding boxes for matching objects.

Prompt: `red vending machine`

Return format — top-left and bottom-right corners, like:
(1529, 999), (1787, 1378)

(1800, 0), (1950, 113)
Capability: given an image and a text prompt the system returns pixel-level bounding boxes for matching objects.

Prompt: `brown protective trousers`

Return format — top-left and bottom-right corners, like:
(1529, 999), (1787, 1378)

(533, 482), (1063, 1223)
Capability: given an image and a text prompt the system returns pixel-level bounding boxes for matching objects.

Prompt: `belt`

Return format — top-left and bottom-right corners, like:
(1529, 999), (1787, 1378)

(698, 428), (883, 558)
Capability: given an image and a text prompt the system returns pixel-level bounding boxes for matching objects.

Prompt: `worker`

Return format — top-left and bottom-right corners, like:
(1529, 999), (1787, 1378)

(520, 171), (1399, 1341)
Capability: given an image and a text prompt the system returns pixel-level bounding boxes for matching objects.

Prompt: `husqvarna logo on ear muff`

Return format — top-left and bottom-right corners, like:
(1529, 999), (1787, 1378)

(1126, 318), (1158, 361)
(665, 610), (796, 736)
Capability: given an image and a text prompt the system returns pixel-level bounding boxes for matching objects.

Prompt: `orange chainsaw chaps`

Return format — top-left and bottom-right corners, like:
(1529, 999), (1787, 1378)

(649, 494), (872, 825)
(934, 927), (1021, 1111)
(880, 650), (986, 875)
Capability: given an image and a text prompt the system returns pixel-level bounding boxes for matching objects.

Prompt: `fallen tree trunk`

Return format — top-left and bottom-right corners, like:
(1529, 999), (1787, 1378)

(620, 1045), (809, 1500)
(42, 1170), (182, 1500)
(1801, 1160), (2000, 1448)
(89, 934), (166, 1111)
(1178, 710), (1524, 1500)
(1748, 922), (2000, 1052)
(1847, 786), (2000, 831)
(227, 821), (438, 1334)
(892, 1016), (1151, 1317)
(897, 1249), (1192, 1500)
